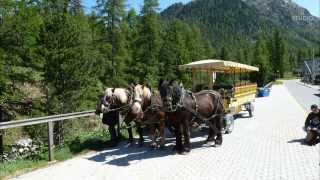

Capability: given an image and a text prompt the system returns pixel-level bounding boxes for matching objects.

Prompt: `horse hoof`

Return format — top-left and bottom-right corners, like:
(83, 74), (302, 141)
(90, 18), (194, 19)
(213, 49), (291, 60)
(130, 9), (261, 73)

(204, 141), (215, 147)
(177, 151), (189, 155)
(184, 147), (191, 153)
(214, 144), (221, 148)
(150, 143), (157, 149)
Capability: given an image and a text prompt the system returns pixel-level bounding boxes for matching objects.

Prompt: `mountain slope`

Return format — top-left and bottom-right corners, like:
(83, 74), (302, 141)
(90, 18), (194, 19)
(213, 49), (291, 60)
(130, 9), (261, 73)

(161, 0), (320, 49)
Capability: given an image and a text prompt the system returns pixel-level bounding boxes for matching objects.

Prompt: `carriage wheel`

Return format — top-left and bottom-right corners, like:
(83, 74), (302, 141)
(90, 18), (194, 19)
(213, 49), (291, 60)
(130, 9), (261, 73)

(224, 114), (234, 134)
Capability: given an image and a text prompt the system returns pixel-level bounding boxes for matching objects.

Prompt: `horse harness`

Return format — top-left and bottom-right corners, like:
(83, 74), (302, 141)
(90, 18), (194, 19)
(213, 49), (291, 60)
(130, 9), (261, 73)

(175, 88), (224, 123)
(102, 89), (137, 129)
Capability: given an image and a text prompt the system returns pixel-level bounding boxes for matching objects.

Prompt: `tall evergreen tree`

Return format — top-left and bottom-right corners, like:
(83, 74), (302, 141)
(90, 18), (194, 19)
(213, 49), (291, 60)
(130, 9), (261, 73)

(69, 0), (84, 15)
(186, 25), (207, 61)
(39, 6), (103, 144)
(132, 0), (161, 86)
(159, 20), (189, 80)
(269, 30), (289, 78)
(96, 0), (128, 86)
(251, 36), (272, 86)
(219, 47), (229, 60)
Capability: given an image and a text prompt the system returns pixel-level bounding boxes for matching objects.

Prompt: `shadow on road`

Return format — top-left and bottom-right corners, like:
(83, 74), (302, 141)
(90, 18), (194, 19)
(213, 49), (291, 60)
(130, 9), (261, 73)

(287, 138), (305, 144)
(287, 138), (320, 146)
(87, 130), (217, 166)
(313, 93), (320, 98)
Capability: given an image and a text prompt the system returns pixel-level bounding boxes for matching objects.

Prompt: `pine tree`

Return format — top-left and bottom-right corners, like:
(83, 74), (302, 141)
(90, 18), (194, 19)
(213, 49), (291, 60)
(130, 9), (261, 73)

(39, 7), (103, 144)
(220, 47), (229, 60)
(132, 0), (161, 86)
(159, 20), (189, 80)
(251, 36), (272, 86)
(186, 25), (206, 61)
(96, 0), (128, 86)
(0, 1), (42, 101)
(69, 0), (84, 15)
(269, 30), (289, 78)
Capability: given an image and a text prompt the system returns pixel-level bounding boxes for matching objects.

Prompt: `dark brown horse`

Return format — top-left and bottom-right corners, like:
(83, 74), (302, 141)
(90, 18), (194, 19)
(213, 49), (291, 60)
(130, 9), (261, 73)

(158, 80), (224, 154)
(131, 84), (166, 149)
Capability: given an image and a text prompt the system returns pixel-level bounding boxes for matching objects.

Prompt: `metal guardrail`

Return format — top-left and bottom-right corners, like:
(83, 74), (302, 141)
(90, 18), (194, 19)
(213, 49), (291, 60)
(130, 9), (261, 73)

(0, 110), (96, 162)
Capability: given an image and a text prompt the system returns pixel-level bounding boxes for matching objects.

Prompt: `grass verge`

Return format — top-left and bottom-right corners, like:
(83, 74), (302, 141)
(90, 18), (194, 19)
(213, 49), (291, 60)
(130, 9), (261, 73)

(0, 128), (118, 179)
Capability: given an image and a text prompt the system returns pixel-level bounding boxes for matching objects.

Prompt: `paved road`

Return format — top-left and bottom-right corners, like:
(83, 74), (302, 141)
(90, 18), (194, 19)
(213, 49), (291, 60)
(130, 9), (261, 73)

(284, 79), (319, 111)
(12, 85), (319, 180)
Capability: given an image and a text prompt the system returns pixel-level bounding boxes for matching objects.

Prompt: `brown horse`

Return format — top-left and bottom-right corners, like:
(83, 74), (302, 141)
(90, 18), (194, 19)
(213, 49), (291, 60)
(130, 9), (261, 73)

(159, 80), (224, 154)
(132, 84), (166, 149)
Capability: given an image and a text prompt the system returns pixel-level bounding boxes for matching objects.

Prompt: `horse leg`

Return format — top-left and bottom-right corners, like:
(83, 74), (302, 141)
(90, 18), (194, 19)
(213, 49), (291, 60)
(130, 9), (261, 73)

(214, 116), (223, 146)
(137, 124), (144, 147)
(127, 125), (134, 144)
(206, 120), (216, 142)
(149, 125), (157, 149)
(159, 119), (166, 149)
(108, 125), (118, 147)
(173, 124), (183, 154)
(205, 119), (218, 147)
(182, 119), (191, 152)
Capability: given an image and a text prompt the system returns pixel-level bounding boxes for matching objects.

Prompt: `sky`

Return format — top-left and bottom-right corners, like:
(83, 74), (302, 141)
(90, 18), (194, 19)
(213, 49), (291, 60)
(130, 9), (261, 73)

(83, 0), (320, 17)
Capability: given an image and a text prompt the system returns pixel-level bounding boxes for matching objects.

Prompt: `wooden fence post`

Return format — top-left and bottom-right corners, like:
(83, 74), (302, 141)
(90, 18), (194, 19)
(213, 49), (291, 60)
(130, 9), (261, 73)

(48, 121), (54, 161)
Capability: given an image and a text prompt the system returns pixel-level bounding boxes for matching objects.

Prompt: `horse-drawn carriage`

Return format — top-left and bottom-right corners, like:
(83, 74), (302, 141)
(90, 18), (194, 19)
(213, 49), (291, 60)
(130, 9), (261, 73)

(179, 59), (259, 133)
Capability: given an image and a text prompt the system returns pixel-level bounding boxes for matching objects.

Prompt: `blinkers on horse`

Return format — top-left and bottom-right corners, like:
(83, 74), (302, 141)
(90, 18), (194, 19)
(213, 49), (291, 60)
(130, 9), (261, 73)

(159, 80), (224, 153)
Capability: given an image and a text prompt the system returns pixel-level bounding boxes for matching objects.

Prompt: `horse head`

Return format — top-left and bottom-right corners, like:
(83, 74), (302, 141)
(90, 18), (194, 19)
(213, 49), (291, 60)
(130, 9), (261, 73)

(131, 84), (152, 119)
(158, 80), (183, 112)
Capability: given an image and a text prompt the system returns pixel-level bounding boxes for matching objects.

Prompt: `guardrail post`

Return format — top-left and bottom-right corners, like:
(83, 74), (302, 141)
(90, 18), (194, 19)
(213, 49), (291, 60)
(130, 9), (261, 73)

(48, 121), (54, 161)
(0, 108), (4, 162)
(0, 131), (3, 162)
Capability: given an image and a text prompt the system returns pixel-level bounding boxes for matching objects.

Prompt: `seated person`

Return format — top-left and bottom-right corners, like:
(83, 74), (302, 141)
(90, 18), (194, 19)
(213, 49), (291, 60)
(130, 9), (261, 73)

(305, 104), (320, 129)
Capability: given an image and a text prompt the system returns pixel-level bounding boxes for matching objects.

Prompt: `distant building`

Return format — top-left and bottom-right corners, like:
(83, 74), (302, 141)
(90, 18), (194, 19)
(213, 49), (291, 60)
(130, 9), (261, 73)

(299, 58), (320, 84)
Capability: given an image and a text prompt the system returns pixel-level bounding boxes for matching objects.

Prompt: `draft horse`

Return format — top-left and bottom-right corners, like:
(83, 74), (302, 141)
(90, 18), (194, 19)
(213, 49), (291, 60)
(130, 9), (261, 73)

(131, 84), (166, 149)
(95, 87), (144, 147)
(158, 80), (224, 154)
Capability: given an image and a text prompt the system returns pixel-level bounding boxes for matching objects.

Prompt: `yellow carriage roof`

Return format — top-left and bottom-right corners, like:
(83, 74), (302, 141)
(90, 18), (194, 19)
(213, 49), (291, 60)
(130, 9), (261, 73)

(179, 59), (259, 73)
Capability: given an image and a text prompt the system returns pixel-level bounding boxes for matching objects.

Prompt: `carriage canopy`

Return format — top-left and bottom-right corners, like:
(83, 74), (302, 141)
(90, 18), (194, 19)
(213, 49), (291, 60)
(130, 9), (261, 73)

(179, 59), (259, 73)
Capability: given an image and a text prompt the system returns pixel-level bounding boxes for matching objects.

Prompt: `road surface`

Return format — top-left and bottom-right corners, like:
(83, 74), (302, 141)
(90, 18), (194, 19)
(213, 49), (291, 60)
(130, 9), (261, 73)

(12, 85), (319, 180)
(284, 79), (319, 111)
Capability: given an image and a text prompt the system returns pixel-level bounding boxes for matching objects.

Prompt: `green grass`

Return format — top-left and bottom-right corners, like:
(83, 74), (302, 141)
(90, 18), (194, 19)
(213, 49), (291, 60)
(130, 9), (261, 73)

(0, 129), (115, 179)
(0, 159), (48, 180)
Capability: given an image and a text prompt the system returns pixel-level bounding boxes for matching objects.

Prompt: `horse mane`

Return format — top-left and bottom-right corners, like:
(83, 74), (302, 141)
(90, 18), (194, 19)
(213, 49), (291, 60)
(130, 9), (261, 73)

(134, 84), (151, 101)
